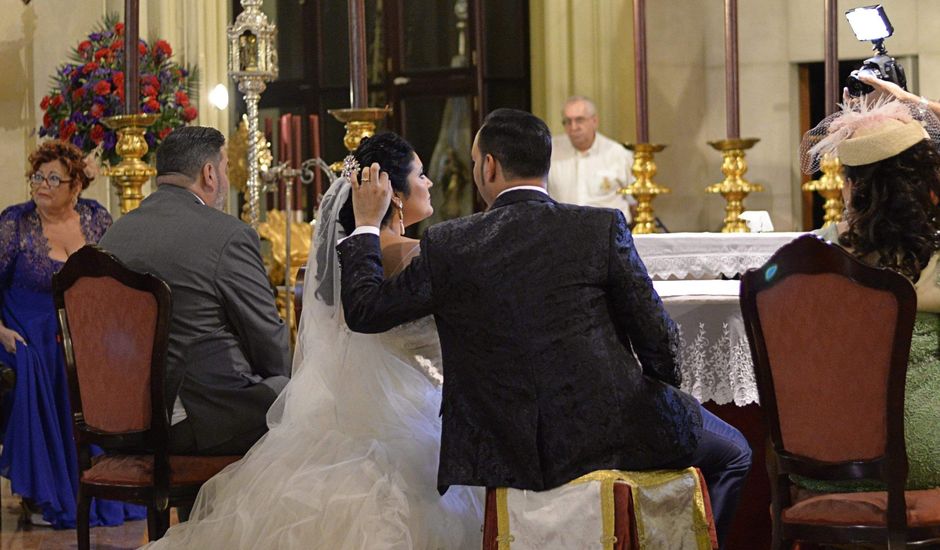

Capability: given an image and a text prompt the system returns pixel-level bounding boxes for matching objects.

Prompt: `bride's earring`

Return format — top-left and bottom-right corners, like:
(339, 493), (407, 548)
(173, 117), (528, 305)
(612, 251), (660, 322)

(395, 199), (405, 236)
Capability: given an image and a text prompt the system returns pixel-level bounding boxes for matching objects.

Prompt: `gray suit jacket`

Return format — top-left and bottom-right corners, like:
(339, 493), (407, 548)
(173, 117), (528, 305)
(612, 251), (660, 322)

(99, 184), (290, 450)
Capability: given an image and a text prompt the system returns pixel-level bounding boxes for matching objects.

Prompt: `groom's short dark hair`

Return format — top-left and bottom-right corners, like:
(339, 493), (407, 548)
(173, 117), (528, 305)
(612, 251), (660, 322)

(478, 109), (551, 180)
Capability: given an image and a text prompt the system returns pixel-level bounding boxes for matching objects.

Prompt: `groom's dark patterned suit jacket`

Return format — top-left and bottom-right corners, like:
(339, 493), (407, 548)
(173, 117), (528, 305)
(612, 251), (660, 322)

(338, 189), (702, 494)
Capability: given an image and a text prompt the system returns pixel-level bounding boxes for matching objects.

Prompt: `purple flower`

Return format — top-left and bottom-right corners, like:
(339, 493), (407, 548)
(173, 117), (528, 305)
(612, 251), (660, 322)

(89, 32), (102, 41)
(103, 131), (117, 151)
(71, 134), (85, 149)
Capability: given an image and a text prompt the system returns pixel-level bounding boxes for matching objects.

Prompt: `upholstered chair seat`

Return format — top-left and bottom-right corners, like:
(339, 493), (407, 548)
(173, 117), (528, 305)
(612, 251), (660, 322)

(482, 468), (718, 550)
(82, 455), (241, 487)
(783, 488), (940, 528)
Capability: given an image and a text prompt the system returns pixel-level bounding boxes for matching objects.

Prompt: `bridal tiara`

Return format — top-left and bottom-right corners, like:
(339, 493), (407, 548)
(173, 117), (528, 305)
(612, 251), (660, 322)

(341, 154), (360, 180)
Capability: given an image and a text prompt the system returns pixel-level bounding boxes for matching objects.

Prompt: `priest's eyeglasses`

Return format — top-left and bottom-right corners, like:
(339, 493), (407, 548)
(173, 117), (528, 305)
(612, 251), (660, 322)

(29, 172), (72, 189)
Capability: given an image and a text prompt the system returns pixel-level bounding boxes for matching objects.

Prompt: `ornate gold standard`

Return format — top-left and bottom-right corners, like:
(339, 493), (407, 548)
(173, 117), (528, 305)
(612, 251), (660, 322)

(228, 0), (279, 228)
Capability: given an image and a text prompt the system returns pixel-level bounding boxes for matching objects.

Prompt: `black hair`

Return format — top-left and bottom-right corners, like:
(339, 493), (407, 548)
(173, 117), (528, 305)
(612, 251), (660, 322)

(477, 108), (551, 180)
(338, 132), (417, 235)
(156, 126), (226, 178)
(840, 140), (940, 282)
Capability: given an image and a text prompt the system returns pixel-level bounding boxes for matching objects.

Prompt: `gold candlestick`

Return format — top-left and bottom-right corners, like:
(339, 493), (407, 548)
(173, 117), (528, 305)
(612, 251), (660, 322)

(623, 143), (669, 234)
(801, 152), (844, 227)
(327, 107), (392, 171)
(102, 113), (158, 214)
(706, 138), (763, 233)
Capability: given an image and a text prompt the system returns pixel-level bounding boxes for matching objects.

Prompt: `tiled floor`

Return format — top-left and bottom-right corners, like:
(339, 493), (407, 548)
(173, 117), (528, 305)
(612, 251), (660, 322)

(0, 478), (150, 550)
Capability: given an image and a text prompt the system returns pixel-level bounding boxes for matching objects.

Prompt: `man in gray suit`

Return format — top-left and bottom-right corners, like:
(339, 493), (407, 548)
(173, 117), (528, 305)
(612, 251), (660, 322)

(100, 126), (290, 455)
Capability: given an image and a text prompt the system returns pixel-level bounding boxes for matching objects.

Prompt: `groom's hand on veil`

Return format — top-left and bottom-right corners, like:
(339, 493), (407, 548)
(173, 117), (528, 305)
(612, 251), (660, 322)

(351, 162), (392, 229)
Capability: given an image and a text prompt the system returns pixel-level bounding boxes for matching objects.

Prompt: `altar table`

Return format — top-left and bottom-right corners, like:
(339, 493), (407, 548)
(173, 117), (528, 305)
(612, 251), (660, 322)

(635, 232), (805, 280)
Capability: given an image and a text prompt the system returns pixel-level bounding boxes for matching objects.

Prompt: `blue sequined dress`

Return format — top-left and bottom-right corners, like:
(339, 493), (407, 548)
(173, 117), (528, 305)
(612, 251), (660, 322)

(0, 199), (145, 529)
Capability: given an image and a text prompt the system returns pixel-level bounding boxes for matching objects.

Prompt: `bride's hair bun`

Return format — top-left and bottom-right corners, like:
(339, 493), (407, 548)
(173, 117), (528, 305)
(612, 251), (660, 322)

(339, 132), (417, 234)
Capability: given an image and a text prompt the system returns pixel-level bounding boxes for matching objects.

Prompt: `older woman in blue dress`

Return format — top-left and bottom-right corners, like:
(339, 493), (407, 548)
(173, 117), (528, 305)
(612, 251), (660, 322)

(0, 140), (144, 528)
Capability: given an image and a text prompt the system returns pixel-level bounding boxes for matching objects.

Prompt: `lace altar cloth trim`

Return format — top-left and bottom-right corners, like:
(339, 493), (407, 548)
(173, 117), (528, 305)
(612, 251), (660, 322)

(676, 321), (758, 407)
(634, 232), (805, 280)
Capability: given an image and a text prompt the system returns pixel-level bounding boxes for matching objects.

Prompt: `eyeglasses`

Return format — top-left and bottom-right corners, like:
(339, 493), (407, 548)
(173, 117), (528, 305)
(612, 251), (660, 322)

(29, 172), (72, 189)
(562, 116), (592, 127)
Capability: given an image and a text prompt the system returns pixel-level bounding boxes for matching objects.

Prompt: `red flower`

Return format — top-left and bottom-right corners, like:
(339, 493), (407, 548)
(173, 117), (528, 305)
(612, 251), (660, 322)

(40, 96), (50, 110)
(78, 40), (93, 52)
(110, 40), (123, 51)
(50, 94), (63, 107)
(89, 103), (105, 118)
(142, 75), (160, 89)
(115, 22), (124, 34)
(158, 127), (172, 139)
(142, 85), (158, 98)
(61, 122), (77, 141)
(146, 98), (160, 112)
(175, 90), (190, 107)
(154, 40), (172, 58)
(138, 42), (148, 56)
(182, 106), (198, 122)
(89, 124), (105, 144)
(94, 48), (111, 61)
(42, 112), (52, 127)
(71, 88), (86, 102)
(93, 81), (111, 96)
(82, 62), (98, 75)
(112, 71), (124, 90)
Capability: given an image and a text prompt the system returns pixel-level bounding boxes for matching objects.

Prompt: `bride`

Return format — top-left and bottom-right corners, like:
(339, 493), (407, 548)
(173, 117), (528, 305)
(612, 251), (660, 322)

(144, 133), (484, 549)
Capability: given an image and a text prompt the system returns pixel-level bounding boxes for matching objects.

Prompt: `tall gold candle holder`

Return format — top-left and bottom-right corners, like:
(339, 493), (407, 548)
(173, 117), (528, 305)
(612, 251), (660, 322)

(706, 138), (763, 233)
(801, 152), (844, 227)
(623, 143), (669, 234)
(327, 107), (392, 170)
(102, 113), (158, 214)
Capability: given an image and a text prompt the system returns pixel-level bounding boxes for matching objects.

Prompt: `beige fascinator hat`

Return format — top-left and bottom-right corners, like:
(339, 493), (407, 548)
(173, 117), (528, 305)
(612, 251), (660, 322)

(800, 97), (940, 174)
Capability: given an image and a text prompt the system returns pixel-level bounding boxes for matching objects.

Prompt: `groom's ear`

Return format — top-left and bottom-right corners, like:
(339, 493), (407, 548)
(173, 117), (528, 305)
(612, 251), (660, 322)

(483, 153), (498, 183)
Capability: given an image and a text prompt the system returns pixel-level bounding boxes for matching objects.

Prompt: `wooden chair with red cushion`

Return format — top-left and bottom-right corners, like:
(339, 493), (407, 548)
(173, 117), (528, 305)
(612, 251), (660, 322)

(741, 234), (940, 549)
(53, 245), (240, 549)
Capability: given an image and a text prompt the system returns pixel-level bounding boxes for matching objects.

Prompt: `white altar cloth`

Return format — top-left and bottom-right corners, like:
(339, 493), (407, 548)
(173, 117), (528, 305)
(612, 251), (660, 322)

(635, 232), (805, 280)
(653, 280), (758, 407)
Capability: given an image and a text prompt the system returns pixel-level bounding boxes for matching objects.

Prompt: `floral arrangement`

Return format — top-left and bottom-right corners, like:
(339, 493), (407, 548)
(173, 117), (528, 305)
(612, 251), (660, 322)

(38, 14), (199, 166)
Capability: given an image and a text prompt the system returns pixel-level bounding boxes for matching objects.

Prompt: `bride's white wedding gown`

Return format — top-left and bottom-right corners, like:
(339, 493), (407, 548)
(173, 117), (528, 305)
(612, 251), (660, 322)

(143, 295), (483, 549)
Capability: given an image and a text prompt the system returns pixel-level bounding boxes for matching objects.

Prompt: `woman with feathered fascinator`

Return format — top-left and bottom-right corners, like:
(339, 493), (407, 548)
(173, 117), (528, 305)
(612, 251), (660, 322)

(794, 96), (940, 493)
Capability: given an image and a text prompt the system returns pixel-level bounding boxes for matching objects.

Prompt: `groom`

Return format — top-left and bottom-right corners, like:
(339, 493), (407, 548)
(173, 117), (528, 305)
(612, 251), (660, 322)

(337, 109), (750, 544)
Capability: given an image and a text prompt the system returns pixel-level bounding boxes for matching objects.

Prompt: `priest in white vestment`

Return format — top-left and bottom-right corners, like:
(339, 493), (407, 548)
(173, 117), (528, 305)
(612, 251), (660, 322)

(548, 95), (636, 222)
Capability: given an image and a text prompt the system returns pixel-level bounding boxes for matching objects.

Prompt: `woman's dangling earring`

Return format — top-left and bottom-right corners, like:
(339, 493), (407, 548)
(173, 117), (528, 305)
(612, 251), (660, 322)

(396, 200), (405, 236)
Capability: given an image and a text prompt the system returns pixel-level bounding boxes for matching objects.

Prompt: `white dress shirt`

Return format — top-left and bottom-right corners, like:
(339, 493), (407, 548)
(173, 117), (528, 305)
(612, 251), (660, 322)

(547, 132), (634, 221)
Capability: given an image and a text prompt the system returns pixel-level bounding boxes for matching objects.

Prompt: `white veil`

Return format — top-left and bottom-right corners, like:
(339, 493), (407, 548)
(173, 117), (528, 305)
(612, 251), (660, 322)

(264, 176), (350, 428)
(144, 176), (483, 549)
